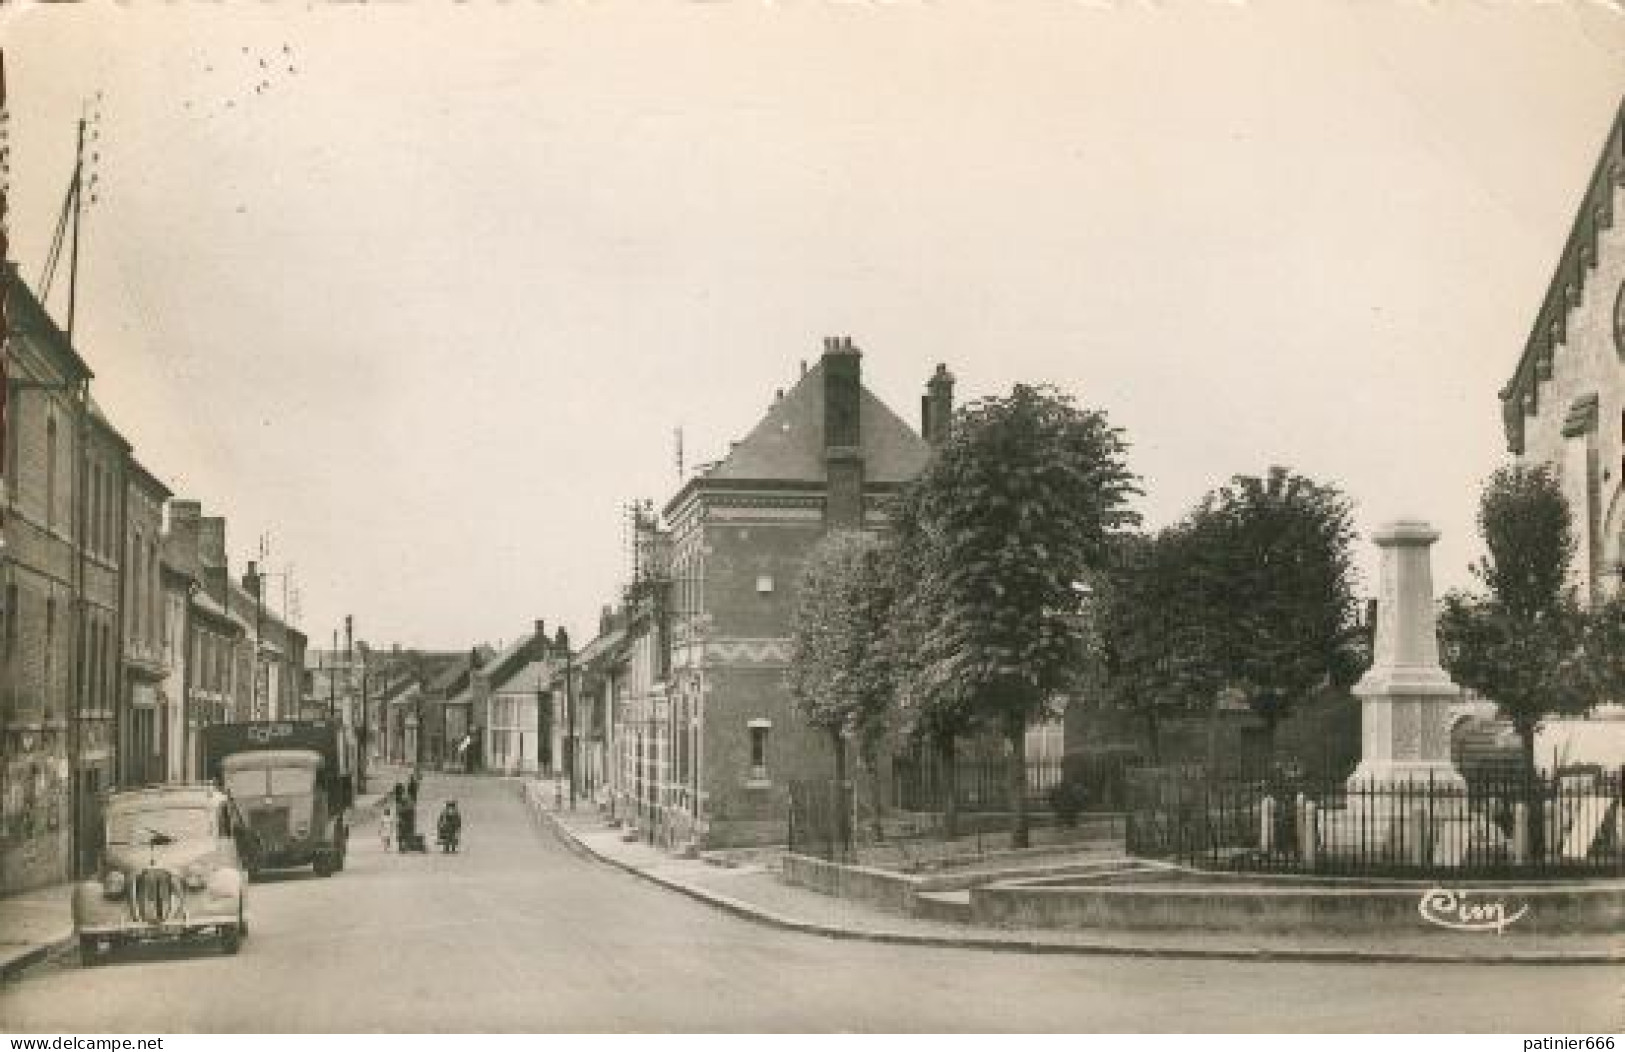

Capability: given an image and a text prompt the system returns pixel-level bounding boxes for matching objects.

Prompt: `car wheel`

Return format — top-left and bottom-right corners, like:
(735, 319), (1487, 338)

(238, 904), (248, 938)
(313, 854), (334, 877)
(220, 925), (242, 955)
(77, 936), (101, 967)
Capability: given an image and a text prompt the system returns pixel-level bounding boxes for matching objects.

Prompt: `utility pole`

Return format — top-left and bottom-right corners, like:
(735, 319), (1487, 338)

(557, 626), (574, 809)
(328, 628), (336, 718)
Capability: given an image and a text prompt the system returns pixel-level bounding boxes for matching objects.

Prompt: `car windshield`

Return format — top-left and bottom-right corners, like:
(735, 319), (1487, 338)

(106, 805), (214, 846)
(225, 766), (315, 798)
(270, 767), (314, 795)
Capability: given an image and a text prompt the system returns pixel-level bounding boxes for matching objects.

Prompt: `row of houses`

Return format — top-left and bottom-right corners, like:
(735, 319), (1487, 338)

(0, 267), (308, 895)
(348, 337), (1075, 852)
(345, 338), (964, 849)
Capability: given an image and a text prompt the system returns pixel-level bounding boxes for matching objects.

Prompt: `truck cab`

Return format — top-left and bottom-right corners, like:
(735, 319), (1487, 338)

(201, 720), (353, 877)
(221, 748), (346, 875)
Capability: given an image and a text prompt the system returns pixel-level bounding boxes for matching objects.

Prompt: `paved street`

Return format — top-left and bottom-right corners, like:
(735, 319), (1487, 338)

(2, 772), (1621, 1033)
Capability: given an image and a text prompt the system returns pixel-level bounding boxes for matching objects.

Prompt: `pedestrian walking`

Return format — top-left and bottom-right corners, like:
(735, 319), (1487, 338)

(379, 798), (395, 852)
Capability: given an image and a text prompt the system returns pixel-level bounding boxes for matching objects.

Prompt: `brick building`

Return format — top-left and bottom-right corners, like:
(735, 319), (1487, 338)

(1500, 97), (1625, 604)
(1, 268), (94, 891)
(615, 337), (947, 849)
(164, 501), (243, 778)
(158, 552), (192, 783)
(119, 459), (170, 786)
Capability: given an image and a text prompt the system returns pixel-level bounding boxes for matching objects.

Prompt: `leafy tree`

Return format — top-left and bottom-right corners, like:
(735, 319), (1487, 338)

(1438, 465), (1591, 814)
(1095, 527), (1223, 763)
(887, 483), (980, 839)
(1181, 467), (1362, 761)
(895, 384), (1140, 847)
(1578, 594), (1625, 708)
(787, 530), (897, 852)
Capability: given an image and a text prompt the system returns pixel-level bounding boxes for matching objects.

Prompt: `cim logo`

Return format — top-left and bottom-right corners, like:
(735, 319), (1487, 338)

(1417, 888), (1529, 935)
(247, 723), (296, 744)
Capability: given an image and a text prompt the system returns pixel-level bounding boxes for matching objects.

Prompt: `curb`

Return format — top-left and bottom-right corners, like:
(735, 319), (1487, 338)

(0, 931), (73, 983)
(523, 793), (1625, 967)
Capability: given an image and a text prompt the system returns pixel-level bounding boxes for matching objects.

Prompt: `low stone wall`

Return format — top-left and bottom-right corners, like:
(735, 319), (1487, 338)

(780, 851), (1143, 915)
(972, 875), (1625, 934)
(780, 853), (924, 913)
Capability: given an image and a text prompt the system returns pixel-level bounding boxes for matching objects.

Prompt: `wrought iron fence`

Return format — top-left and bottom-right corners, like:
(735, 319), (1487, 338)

(1126, 765), (1625, 878)
(787, 779), (855, 861)
(892, 754), (1065, 814)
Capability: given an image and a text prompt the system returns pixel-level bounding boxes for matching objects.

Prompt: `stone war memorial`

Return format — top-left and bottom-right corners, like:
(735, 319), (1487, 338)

(1036, 520), (1625, 936)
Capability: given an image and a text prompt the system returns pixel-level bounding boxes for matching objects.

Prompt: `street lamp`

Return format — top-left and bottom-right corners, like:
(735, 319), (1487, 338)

(556, 626), (574, 809)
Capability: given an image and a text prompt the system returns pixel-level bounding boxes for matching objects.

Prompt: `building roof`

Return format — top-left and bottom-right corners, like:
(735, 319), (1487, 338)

(85, 396), (133, 453)
(576, 625), (627, 670)
(389, 682), (422, 707)
(492, 657), (552, 695)
(189, 591), (239, 632)
(6, 264), (94, 383)
(127, 457), (173, 501)
(476, 631), (543, 688)
(1499, 96), (1625, 453)
(704, 356), (929, 485)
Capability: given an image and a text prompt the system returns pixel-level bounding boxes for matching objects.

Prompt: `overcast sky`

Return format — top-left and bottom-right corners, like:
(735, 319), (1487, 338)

(4, 1), (1624, 651)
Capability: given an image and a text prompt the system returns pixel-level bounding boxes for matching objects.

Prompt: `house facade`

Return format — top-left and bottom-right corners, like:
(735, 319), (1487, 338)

(1500, 98), (1625, 605)
(1, 268), (94, 891)
(119, 459), (170, 787)
(469, 622), (552, 776)
(615, 337), (945, 849)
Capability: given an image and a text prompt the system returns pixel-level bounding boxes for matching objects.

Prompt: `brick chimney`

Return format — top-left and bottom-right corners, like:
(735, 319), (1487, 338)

(198, 515), (229, 606)
(822, 335), (864, 531)
(922, 363), (955, 445)
(532, 619), (547, 659)
(166, 500), (203, 577)
(243, 561), (261, 601)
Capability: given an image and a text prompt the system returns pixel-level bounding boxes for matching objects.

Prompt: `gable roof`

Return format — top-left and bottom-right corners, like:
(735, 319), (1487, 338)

(491, 657), (552, 695)
(1499, 96), (1625, 453)
(477, 631), (544, 687)
(704, 357), (930, 486)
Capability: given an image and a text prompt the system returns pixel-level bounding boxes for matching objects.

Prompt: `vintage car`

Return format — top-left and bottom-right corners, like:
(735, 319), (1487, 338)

(72, 784), (253, 964)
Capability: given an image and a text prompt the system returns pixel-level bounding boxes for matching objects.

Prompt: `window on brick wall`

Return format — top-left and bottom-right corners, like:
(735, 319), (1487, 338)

(44, 596), (56, 714)
(45, 416), (57, 532)
(149, 540), (159, 650)
(89, 464), (100, 554)
(748, 719), (771, 782)
(132, 540), (143, 643)
(102, 622), (113, 711)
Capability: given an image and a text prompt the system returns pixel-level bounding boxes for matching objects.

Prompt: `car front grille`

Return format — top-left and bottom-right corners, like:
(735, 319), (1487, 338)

(249, 807), (290, 850)
(129, 868), (185, 926)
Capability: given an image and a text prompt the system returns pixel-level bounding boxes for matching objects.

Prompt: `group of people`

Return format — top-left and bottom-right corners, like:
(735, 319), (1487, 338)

(378, 770), (463, 854)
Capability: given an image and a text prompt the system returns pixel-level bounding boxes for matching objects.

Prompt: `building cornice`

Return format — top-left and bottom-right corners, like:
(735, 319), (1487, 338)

(1500, 97), (1625, 454)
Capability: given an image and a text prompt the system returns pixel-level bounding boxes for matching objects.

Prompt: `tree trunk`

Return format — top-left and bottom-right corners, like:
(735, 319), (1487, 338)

(938, 733), (959, 840)
(831, 729), (850, 862)
(859, 733), (886, 843)
(1262, 710), (1280, 767)
(1204, 689), (1223, 779)
(1519, 721), (1545, 862)
(1008, 716), (1030, 850)
(1144, 708), (1162, 765)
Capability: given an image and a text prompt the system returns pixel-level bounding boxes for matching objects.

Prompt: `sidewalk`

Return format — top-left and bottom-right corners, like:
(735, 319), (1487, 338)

(521, 781), (1625, 965)
(0, 882), (73, 980)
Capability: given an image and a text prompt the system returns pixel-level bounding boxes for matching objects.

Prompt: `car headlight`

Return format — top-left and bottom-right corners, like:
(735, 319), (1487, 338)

(294, 822), (310, 837)
(207, 868), (242, 898)
(183, 868), (208, 890)
(102, 870), (126, 898)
